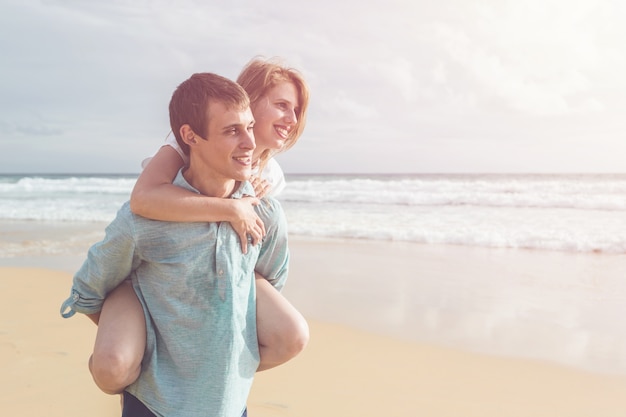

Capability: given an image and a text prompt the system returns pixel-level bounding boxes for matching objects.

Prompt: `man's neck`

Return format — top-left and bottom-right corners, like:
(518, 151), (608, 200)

(182, 166), (238, 198)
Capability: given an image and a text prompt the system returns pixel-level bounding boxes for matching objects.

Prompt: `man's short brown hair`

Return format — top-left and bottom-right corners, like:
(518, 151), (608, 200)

(169, 73), (250, 155)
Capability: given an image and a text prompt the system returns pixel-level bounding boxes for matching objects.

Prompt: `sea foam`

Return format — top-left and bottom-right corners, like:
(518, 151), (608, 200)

(2, 173), (626, 253)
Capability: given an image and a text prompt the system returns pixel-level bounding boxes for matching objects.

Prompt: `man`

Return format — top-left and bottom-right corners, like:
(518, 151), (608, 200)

(60, 73), (289, 417)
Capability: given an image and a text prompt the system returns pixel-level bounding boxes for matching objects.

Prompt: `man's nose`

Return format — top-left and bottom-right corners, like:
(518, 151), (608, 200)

(243, 129), (256, 149)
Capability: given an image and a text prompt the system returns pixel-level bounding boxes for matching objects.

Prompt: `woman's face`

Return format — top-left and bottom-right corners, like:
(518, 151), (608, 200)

(251, 81), (299, 159)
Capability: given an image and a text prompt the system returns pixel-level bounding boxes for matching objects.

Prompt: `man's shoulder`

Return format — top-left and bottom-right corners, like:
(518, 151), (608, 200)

(107, 201), (132, 224)
(115, 201), (146, 223)
(110, 201), (164, 230)
(107, 202), (190, 250)
(256, 195), (283, 213)
(255, 197), (286, 225)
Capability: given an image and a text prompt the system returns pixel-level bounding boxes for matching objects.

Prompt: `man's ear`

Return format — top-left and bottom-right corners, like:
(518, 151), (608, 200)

(179, 125), (197, 147)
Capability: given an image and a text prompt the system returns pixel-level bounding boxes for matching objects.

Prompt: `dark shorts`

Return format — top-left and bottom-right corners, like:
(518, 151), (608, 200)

(122, 391), (248, 417)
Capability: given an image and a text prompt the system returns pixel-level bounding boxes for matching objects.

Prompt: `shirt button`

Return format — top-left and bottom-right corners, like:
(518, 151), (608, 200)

(218, 269), (224, 276)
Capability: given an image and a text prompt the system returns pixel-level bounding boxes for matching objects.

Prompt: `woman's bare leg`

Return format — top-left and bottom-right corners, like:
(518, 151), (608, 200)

(255, 273), (309, 371)
(89, 280), (146, 394)
(88, 274), (304, 391)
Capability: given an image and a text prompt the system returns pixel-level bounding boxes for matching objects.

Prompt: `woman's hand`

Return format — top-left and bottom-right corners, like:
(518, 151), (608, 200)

(250, 176), (272, 198)
(229, 197), (266, 254)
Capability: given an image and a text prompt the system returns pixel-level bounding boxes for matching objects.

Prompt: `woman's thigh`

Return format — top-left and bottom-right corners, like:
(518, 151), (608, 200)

(93, 280), (146, 363)
(255, 274), (308, 345)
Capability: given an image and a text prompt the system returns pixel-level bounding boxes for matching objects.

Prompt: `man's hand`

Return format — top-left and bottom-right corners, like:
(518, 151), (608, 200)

(229, 197), (266, 254)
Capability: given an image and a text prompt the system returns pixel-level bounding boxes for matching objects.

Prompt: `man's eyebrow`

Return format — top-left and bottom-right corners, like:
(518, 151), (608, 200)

(222, 119), (255, 130)
(221, 123), (243, 132)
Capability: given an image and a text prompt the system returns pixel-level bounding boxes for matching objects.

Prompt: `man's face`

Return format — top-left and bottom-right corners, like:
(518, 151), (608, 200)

(195, 101), (256, 182)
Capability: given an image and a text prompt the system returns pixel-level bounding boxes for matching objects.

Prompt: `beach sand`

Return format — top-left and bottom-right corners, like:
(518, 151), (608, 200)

(2, 236), (626, 416)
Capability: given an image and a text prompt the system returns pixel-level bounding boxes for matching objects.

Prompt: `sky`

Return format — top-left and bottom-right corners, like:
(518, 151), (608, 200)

(1, 0), (625, 174)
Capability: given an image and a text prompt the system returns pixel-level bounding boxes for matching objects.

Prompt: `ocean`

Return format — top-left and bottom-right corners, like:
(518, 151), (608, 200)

(3, 172), (626, 375)
(2, 172), (626, 258)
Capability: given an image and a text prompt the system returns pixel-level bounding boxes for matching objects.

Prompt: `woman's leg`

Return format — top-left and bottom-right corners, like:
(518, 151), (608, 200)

(255, 273), (309, 371)
(89, 280), (146, 394)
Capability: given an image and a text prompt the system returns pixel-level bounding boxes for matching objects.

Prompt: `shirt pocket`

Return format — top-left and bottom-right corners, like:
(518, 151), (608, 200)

(237, 236), (259, 286)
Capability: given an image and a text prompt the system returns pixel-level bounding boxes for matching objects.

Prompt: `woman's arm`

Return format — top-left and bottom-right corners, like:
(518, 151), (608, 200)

(130, 146), (265, 253)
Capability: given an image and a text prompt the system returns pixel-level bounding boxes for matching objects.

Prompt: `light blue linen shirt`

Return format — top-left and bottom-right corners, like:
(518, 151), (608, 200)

(60, 171), (289, 417)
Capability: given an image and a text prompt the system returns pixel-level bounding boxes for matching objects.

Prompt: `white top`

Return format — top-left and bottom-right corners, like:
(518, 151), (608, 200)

(142, 135), (286, 197)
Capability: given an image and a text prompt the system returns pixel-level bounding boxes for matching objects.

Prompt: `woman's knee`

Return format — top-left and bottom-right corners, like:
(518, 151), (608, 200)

(289, 314), (310, 355)
(273, 313), (310, 359)
(90, 349), (141, 394)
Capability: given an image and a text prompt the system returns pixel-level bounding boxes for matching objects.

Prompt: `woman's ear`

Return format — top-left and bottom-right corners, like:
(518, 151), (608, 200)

(179, 125), (197, 146)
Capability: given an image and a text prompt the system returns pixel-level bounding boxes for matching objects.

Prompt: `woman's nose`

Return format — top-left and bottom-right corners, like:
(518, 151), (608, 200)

(285, 108), (297, 125)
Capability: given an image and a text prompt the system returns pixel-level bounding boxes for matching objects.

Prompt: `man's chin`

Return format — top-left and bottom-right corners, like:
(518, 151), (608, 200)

(233, 170), (252, 182)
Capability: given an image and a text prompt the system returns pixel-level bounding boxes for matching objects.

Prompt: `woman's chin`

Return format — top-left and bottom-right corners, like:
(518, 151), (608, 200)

(272, 138), (286, 150)
(254, 138), (285, 155)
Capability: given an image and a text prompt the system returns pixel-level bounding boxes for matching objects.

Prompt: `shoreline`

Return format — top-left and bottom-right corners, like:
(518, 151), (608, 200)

(2, 222), (626, 375)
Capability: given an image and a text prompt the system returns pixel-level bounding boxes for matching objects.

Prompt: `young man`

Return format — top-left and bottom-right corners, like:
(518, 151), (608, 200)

(60, 73), (289, 417)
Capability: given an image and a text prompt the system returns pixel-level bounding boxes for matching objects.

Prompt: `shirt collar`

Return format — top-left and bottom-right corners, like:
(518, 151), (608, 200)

(173, 169), (255, 199)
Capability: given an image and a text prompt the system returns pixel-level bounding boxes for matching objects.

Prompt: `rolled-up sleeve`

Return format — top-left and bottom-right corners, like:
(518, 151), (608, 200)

(60, 207), (139, 318)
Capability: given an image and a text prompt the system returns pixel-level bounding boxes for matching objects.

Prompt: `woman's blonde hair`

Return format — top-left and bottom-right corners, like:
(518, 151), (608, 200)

(236, 57), (310, 172)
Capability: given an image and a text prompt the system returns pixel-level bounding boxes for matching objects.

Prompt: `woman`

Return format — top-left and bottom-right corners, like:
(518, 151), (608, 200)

(89, 57), (311, 395)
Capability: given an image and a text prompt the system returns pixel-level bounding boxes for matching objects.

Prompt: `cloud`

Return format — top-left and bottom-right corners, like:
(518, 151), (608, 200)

(419, 0), (621, 116)
(9, 123), (64, 137)
(365, 58), (419, 103)
(2, 0), (626, 173)
(330, 91), (378, 120)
